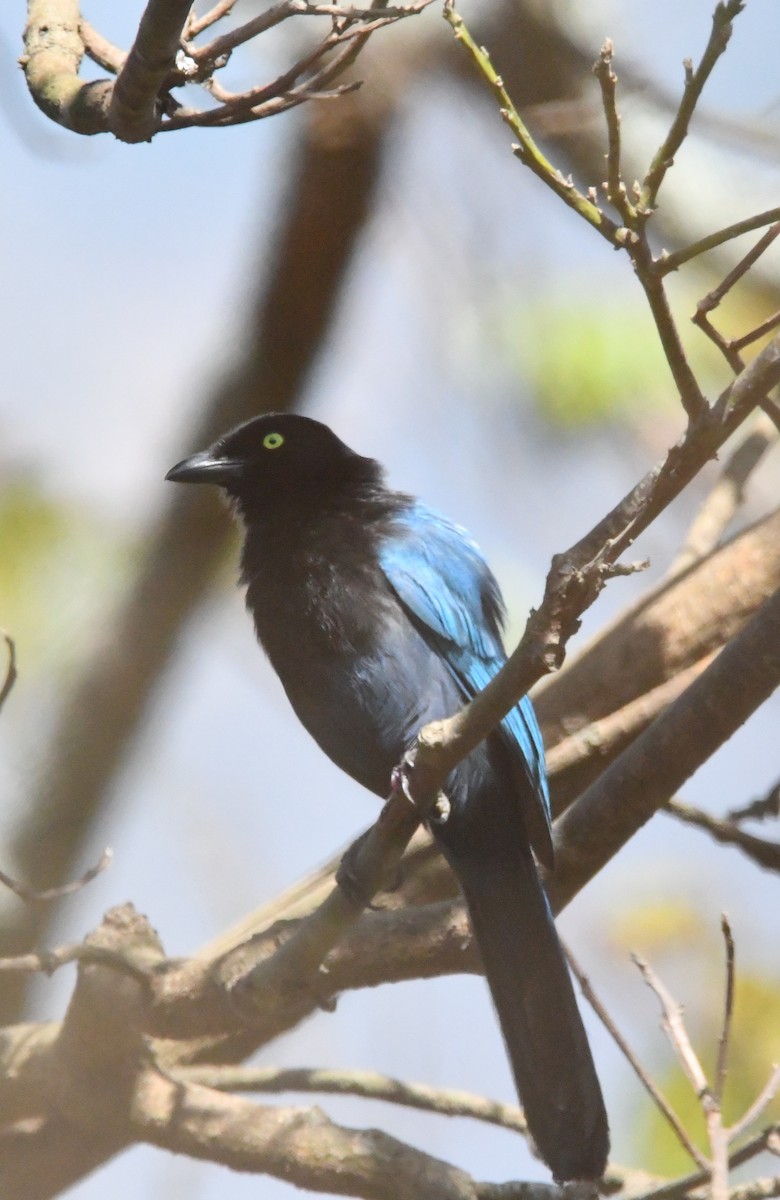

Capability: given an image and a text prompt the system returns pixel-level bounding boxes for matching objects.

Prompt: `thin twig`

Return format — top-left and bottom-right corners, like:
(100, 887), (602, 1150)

(639, 0), (746, 213)
(633, 236), (709, 420)
(0, 849), (113, 904)
(698, 224), (780, 325)
(732, 309), (780, 354)
(727, 1066), (780, 1144)
(714, 915), (735, 1104)
(188, 0), (237, 37)
(632, 954), (710, 1096)
(566, 947), (707, 1168)
(727, 783), (780, 825)
(632, 1126), (780, 1200)
(191, 1), (432, 67)
(665, 799), (780, 873)
(0, 935), (148, 982)
(659, 206), (780, 276)
(167, 0), (400, 131)
(443, 1), (622, 247)
(593, 39), (636, 224)
(0, 633), (17, 713)
(178, 1065), (528, 1135)
(79, 19), (126, 74)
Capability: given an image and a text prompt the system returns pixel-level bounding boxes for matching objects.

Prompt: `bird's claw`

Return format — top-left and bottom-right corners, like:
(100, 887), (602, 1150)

(429, 792), (451, 825)
(336, 832), (378, 910)
(391, 748), (417, 806)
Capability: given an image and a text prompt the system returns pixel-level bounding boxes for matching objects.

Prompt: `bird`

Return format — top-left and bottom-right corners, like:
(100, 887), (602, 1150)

(166, 412), (609, 1181)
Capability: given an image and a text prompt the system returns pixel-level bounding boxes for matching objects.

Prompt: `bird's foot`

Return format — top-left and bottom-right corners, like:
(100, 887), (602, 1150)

(390, 749), (417, 805)
(428, 792), (451, 825)
(336, 830), (379, 910)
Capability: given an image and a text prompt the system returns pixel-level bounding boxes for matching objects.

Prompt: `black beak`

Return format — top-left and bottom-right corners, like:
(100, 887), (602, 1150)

(165, 450), (244, 485)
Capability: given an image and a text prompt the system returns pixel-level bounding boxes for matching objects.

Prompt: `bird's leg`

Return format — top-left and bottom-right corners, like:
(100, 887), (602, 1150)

(335, 827), (379, 909)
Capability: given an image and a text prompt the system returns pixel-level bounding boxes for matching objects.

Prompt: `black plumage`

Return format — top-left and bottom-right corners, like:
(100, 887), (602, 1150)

(166, 413), (609, 1181)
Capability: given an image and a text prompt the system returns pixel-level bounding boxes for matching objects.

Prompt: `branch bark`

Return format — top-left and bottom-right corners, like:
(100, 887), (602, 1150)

(107, 0), (193, 142)
(548, 581), (780, 911)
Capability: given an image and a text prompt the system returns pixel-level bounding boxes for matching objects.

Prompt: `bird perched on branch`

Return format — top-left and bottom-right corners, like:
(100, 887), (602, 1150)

(167, 412), (609, 1181)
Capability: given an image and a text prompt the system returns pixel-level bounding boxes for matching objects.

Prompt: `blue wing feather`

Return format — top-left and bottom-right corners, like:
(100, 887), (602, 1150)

(378, 503), (551, 833)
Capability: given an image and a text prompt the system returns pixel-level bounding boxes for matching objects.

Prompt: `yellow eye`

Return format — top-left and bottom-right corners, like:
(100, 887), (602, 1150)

(262, 432), (284, 450)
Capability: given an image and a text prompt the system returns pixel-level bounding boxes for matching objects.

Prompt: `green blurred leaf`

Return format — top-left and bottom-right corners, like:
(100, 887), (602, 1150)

(610, 899), (710, 958)
(519, 301), (675, 426)
(0, 479), (130, 674)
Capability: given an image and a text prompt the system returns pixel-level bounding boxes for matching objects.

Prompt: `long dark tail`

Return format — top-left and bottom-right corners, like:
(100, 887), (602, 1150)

(441, 835), (609, 1182)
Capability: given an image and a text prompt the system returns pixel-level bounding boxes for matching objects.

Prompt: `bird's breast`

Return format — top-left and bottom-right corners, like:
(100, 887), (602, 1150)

(242, 545), (460, 796)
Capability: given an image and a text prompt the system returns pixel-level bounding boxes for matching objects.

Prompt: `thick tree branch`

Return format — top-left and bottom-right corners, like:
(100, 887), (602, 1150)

(22, 0), (113, 134)
(107, 0), (193, 142)
(134, 1069), (481, 1199)
(548, 582), (780, 911)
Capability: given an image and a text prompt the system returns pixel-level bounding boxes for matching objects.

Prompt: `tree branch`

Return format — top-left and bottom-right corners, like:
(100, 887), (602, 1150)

(548, 580), (780, 912)
(178, 1064), (527, 1135)
(638, 0), (746, 213)
(664, 800), (780, 873)
(107, 0), (193, 142)
(135, 1069), (482, 1200)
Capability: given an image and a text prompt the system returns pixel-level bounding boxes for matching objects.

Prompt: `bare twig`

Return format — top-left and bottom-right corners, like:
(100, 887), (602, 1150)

(0, 932), (149, 983)
(630, 937), (768, 1200)
(659, 207), (780, 276)
(727, 783), (780, 825)
(0, 632), (17, 713)
(190, 1), (432, 68)
(446, 3), (709, 419)
(548, 531), (780, 929)
(178, 1065), (528, 1135)
(23, 0), (431, 137)
(436, 335), (780, 797)
(632, 1126), (780, 1200)
(0, 848), (113, 904)
(714, 915), (736, 1104)
(134, 1068), (482, 1199)
(79, 18), (126, 74)
(665, 799), (780, 873)
(188, 0), (237, 38)
(566, 947), (707, 1168)
(632, 954), (710, 1097)
(444, 2), (622, 247)
(727, 1067), (780, 1144)
(694, 222), (780, 393)
(593, 39), (636, 225)
(638, 0), (746, 213)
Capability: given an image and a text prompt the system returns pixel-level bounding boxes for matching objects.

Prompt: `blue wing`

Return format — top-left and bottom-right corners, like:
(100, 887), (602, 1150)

(378, 502), (551, 846)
